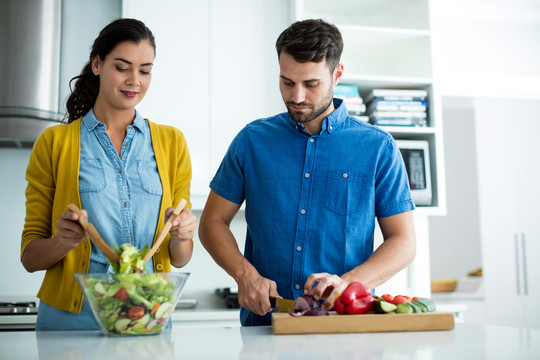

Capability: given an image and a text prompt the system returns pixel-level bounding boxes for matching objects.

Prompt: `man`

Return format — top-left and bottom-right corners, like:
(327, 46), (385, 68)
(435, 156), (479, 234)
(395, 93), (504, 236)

(199, 19), (416, 326)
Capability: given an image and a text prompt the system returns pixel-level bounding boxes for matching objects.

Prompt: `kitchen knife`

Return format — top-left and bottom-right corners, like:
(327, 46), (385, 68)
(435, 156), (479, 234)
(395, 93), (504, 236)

(270, 297), (295, 312)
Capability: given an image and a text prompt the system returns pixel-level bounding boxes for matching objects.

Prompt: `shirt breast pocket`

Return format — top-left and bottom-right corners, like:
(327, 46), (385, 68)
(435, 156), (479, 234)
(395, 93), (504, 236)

(137, 160), (163, 196)
(79, 159), (106, 193)
(325, 170), (368, 215)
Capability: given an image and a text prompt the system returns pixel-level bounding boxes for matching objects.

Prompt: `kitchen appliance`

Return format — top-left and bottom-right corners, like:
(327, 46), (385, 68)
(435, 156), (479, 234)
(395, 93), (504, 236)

(0, 302), (38, 315)
(396, 140), (432, 206)
(215, 287), (240, 309)
(0, 0), (63, 147)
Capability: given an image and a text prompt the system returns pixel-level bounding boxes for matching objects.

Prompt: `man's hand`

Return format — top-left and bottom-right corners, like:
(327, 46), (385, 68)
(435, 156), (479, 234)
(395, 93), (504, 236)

(237, 271), (281, 316)
(304, 272), (349, 310)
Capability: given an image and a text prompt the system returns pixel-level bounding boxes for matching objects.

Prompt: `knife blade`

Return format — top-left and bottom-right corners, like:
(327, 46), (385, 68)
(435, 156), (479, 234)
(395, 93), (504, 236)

(270, 297), (295, 312)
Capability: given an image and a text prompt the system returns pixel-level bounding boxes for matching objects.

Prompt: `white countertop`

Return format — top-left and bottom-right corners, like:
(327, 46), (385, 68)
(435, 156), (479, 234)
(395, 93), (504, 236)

(1, 323), (539, 359)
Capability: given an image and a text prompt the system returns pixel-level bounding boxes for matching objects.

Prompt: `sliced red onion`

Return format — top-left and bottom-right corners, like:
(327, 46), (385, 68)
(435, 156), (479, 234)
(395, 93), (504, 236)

(293, 295), (320, 312)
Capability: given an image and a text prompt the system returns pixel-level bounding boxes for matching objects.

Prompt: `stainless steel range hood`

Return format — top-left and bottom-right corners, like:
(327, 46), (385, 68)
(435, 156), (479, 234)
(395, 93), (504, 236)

(0, 0), (63, 148)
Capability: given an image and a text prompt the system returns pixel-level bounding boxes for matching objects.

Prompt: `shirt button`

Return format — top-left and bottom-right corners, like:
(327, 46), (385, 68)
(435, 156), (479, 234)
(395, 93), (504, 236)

(126, 238), (131, 243)
(296, 246), (302, 252)
(123, 202), (128, 207)
(295, 284), (301, 290)
(155, 248), (160, 254)
(156, 264), (163, 271)
(118, 169), (123, 174)
(309, 138), (314, 143)
(343, 173), (348, 178)
(304, 173), (310, 178)
(300, 209), (306, 215)
(330, 126), (333, 130)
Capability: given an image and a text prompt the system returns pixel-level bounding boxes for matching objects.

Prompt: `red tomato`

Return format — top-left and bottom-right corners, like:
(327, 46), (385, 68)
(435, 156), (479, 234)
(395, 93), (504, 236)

(334, 296), (346, 315)
(381, 294), (394, 303)
(127, 306), (145, 320)
(114, 287), (128, 301)
(392, 295), (410, 305)
(412, 296), (421, 301)
(346, 296), (374, 315)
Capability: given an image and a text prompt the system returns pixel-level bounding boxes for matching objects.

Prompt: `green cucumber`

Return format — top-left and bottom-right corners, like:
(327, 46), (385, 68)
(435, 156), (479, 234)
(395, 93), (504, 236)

(411, 300), (428, 312)
(408, 302), (422, 313)
(395, 303), (412, 314)
(416, 298), (436, 312)
(373, 299), (397, 313)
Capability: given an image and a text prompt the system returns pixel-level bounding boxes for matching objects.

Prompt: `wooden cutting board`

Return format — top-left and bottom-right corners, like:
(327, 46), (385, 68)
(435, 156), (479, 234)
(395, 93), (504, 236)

(272, 311), (454, 335)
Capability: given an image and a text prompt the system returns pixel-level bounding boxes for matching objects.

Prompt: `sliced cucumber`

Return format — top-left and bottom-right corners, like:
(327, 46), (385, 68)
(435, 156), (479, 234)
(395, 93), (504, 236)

(373, 300), (397, 313)
(131, 313), (150, 330)
(411, 300), (428, 312)
(396, 303), (412, 314)
(154, 302), (173, 319)
(114, 318), (132, 333)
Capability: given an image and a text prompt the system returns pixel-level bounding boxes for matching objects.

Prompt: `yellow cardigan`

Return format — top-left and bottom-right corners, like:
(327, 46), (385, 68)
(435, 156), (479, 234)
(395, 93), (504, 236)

(21, 118), (192, 313)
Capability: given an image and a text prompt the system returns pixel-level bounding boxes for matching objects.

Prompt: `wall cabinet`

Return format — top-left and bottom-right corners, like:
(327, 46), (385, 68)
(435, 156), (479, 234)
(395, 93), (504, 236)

(475, 97), (540, 328)
(122, 0), (288, 209)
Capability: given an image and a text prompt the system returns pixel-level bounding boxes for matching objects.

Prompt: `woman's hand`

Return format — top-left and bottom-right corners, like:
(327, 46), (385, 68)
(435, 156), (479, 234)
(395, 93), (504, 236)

(166, 207), (196, 268)
(166, 207), (196, 243)
(55, 208), (87, 249)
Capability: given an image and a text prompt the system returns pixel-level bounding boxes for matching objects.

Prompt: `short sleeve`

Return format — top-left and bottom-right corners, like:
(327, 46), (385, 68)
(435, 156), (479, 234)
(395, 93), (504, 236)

(374, 136), (415, 218)
(209, 128), (247, 205)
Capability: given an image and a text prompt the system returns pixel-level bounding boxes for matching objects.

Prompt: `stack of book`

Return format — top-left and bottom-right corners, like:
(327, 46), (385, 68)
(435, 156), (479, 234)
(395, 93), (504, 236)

(365, 89), (428, 127)
(334, 84), (369, 122)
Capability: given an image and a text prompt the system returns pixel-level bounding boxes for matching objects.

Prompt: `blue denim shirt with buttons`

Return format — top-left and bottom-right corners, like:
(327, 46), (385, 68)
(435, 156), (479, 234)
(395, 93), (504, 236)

(79, 108), (161, 271)
(210, 98), (415, 326)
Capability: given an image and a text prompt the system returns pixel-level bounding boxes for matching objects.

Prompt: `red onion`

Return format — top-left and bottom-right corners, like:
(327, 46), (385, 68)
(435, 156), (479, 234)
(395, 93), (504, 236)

(288, 295), (328, 316)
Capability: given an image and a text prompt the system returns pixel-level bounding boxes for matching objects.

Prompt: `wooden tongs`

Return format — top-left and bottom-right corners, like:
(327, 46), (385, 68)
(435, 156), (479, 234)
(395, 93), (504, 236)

(142, 198), (188, 263)
(67, 203), (120, 264)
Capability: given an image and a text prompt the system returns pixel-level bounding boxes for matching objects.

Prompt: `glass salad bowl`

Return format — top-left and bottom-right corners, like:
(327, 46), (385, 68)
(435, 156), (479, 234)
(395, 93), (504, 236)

(75, 272), (189, 336)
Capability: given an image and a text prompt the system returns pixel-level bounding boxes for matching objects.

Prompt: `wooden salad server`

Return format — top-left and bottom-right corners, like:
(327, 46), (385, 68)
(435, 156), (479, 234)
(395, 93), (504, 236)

(67, 203), (120, 263)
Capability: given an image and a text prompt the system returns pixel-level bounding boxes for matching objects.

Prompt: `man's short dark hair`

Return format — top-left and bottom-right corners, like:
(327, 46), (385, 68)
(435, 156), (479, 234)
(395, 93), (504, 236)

(275, 19), (343, 72)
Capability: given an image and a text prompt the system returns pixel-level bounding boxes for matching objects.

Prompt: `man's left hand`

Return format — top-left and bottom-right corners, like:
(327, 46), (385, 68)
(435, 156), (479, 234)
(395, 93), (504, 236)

(304, 272), (349, 310)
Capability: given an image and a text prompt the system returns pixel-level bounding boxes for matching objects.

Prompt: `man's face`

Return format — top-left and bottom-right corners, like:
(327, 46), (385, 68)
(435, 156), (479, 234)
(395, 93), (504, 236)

(278, 52), (342, 125)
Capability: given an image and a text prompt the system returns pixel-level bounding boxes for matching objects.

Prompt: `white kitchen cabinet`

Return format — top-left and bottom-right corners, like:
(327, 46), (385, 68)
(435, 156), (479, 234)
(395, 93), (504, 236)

(122, 0), (288, 209)
(293, 0), (446, 215)
(475, 97), (540, 328)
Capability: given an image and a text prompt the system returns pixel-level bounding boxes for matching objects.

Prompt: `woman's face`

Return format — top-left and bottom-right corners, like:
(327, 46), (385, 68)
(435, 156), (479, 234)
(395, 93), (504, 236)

(91, 40), (155, 113)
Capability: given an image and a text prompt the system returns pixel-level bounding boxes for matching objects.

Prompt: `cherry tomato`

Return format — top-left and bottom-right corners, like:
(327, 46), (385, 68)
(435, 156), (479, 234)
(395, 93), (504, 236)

(412, 296), (421, 301)
(127, 306), (145, 320)
(392, 295), (410, 305)
(381, 294), (394, 303)
(114, 287), (128, 301)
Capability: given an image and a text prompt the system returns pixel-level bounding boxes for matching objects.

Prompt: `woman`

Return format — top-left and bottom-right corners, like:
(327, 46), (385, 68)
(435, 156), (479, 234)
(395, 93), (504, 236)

(20, 18), (196, 330)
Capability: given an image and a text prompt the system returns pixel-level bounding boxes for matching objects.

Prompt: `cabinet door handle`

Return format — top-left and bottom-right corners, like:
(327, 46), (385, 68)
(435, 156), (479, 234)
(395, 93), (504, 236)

(521, 233), (528, 296)
(514, 234), (521, 296)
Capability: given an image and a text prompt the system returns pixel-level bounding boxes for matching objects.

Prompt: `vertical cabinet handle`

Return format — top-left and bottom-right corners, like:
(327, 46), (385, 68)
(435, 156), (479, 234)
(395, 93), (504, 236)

(521, 233), (528, 296)
(514, 234), (521, 296)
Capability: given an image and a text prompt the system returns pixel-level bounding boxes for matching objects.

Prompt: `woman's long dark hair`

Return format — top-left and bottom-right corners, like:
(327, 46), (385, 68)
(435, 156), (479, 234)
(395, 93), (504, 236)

(65, 18), (156, 122)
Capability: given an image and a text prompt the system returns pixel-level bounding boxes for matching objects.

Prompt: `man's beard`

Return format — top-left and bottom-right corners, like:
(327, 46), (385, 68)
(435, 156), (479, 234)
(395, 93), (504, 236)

(286, 88), (334, 124)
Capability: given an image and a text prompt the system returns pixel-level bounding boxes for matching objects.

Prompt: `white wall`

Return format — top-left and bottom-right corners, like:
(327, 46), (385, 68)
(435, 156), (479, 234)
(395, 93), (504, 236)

(428, 98), (482, 280)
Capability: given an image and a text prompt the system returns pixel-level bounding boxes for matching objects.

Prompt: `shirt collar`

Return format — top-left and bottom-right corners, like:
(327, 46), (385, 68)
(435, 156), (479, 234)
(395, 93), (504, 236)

(82, 109), (146, 133)
(287, 98), (348, 135)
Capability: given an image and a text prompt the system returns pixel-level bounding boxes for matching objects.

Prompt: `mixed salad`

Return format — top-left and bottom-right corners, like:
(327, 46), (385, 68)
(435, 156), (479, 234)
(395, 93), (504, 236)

(83, 244), (177, 335)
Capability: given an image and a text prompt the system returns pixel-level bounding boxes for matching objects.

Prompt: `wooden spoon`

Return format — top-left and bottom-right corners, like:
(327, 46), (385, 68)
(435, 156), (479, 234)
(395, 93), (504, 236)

(143, 198), (188, 263)
(67, 203), (120, 263)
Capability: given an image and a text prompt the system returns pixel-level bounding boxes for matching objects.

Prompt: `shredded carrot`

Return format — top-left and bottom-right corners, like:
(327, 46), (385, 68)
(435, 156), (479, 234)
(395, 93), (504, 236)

(151, 303), (160, 314)
(96, 296), (104, 300)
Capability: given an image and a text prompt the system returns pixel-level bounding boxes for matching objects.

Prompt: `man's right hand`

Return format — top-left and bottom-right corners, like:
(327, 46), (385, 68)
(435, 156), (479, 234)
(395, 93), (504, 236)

(236, 270), (281, 316)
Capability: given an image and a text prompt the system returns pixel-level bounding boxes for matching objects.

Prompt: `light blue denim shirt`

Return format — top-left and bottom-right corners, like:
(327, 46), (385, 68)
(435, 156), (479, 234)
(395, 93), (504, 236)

(36, 109), (163, 331)
(79, 109), (161, 271)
